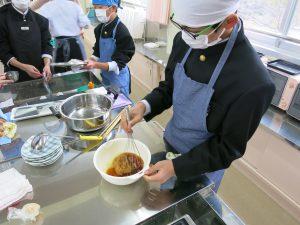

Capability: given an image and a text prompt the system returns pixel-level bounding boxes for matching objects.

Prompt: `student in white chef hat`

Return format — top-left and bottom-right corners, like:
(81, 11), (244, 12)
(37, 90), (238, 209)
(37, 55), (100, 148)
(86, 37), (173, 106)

(121, 0), (275, 191)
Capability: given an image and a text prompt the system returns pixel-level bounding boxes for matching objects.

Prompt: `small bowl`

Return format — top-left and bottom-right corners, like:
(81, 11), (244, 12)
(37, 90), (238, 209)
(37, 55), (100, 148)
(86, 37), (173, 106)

(93, 138), (151, 186)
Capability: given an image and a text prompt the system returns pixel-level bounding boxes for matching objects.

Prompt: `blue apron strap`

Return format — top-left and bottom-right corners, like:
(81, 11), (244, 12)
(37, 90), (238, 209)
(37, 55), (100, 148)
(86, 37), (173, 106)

(208, 25), (239, 88)
(181, 48), (192, 64)
(112, 19), (121, 39)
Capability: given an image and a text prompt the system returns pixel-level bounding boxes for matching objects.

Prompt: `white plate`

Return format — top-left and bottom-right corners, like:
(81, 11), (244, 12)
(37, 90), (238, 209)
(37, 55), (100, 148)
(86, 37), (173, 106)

(23, 147), (62, 162)
(21, 136), (62, 159)
(25, 149), (63, 167)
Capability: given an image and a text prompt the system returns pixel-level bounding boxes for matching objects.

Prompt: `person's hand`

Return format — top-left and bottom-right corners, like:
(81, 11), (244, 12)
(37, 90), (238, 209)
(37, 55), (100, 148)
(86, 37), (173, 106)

(89, 57), (97, 62)
(80, 30), (85, 39)
(144, 160), (175, 184)
(43, 65), (52, 82)
(23, 64), (42, 79)
(0, 74), (14, 88)
(121, 102), (146, 133)
(85, 59), (97, 70)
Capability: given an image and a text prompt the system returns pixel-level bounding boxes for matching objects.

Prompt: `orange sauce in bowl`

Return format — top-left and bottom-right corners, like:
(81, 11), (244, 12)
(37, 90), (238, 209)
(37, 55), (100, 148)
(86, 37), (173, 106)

(106, 152), (144, 177)
(106, 167), (119, 177)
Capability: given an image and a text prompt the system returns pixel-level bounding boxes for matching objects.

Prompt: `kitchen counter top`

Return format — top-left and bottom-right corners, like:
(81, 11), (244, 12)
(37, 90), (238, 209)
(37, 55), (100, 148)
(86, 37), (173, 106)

(0, 70), (100, 106)
(260, 106), (300, 149)
(0, 73), (244, 225)
(134, 41), (300, 150)
(135, 41), (169, 68)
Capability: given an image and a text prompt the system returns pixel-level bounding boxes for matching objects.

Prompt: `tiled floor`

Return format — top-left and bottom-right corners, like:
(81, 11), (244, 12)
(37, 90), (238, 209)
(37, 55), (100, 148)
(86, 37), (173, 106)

(130, 78), (300, 225)
(219, 167), (300, 225)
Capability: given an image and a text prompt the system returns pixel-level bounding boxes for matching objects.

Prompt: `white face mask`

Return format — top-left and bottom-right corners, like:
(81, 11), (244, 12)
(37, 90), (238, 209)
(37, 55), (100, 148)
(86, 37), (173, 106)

(12, 0), (30, 12)
(182, 28), (225, 49)
(95, 8), (111, 23)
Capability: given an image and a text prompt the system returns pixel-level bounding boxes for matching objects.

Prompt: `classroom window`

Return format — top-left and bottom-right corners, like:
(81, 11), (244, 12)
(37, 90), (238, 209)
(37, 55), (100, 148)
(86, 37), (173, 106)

(239, 0), (289, 33)
(288, 0), (300, 38)
(238, 0), (300, 63)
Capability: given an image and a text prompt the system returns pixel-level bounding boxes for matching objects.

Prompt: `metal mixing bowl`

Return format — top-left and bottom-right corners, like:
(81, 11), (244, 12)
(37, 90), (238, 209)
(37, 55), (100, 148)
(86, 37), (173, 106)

(60, 93), (113, 132)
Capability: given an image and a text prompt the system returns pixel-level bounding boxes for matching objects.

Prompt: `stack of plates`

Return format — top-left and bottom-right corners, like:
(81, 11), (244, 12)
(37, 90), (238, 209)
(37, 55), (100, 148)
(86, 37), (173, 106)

(21, 136), (63, 167)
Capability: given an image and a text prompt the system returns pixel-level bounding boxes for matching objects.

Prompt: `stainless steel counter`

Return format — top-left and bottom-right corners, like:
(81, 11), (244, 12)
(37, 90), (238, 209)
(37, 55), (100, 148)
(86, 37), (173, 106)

(0, 71), (100, 106)
(0, 119), (243, 225)
(260, 106), (300, 149)
(134, 41), (300, 150)
(135, 41), (169, 68)
(0, 73), (244, 225)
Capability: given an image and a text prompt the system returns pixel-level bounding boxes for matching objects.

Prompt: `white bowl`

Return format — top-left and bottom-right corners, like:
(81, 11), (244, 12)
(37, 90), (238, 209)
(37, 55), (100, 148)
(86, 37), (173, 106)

(93, 138), (151, 186)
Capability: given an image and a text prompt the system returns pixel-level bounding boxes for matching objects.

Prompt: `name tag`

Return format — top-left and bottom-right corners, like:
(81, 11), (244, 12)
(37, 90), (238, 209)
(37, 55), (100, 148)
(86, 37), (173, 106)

(21, 27), (29, 31)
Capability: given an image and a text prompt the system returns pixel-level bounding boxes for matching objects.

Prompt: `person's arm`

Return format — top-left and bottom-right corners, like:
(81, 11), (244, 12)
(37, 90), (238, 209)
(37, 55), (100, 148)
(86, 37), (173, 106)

(30, 0), (49, 11)
(0, 19), (14, 67)
(37, 2), (48, 16)
(39, 16), (52, 79)
(91, 25), (101, 60)
(43, 57), (51, 81)
(39, 17), (52, 60)
(9, 58), (42, 78)
(172, 82), (275, 181)
(77, 5), (90, 29)
(86, 60), (109, 71)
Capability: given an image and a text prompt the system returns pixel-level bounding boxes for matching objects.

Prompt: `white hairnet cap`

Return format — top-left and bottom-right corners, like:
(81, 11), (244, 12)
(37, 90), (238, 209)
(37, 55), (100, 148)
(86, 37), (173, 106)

(173, 0), (240, 28)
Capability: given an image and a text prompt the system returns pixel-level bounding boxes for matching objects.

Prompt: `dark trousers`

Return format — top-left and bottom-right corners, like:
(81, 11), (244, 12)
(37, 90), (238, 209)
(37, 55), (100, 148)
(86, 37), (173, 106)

(53, 37), (84, 73)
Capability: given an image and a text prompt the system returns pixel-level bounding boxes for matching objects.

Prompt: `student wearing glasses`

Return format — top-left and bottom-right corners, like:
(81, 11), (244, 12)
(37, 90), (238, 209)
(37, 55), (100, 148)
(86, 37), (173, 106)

(121, 0), (275, 191)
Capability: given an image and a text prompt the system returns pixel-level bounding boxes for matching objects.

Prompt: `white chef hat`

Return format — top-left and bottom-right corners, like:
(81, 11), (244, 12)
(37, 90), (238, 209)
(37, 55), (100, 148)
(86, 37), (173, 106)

(172, 0), (240, 28)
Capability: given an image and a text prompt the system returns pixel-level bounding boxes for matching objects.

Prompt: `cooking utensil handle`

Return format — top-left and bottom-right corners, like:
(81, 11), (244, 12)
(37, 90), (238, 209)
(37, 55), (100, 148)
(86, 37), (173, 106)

(49, 106), (61, 119)
(106, 86), (119, 100)
(79, 135), (103, 141)
(128, 166), (149, 180)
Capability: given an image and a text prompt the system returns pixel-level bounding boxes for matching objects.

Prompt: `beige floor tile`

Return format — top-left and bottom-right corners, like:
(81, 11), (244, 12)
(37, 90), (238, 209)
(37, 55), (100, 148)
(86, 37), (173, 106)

(219, 167), (300, 225)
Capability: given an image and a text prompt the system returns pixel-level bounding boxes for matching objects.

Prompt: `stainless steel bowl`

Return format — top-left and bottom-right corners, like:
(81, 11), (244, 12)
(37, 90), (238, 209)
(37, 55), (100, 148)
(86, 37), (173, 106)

(60, 93), (113, 132)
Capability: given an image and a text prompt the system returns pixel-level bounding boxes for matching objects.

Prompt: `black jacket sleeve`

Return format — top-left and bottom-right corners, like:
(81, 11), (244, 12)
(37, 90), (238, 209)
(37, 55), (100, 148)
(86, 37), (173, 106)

(0, 16), (14, 65)
(92, 25), (101, 58)
(112, 24), (135, 70)
(172, 83), (275, 180)
(144, 34), (181, 119)
(38, 15), (52, 57)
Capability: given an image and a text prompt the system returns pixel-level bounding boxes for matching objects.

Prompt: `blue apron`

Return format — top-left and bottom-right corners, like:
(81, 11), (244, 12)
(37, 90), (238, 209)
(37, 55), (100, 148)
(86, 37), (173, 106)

(163, 25), (239, 192)
(99, 19), (130, 96)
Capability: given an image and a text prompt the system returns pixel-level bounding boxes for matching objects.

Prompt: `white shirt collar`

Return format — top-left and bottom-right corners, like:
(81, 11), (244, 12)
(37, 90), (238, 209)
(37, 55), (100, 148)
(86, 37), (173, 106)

(12, 4), (29, 16)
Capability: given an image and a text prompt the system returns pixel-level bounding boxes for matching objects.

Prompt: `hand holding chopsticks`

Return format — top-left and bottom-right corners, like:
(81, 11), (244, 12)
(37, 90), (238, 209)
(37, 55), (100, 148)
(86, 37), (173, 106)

(120, 102), (146, 133)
